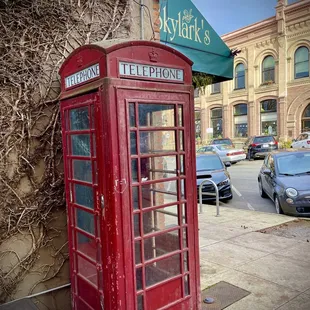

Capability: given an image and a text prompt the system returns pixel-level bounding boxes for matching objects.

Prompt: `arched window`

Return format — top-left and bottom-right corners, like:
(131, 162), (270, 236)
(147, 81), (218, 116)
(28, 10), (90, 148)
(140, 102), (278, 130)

(262, 56), (275, 84)
(235, 63), (245, 89)
(210, 108), (223, 138)
(294, 46), (309, 79)
(234, 104), (248, 137)
(302, 104), (310, 132)
(260, 99), (277, 135)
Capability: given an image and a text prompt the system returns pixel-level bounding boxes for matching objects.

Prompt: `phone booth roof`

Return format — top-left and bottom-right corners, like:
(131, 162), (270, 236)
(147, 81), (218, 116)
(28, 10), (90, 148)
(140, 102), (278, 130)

(59, 39), (194, 96)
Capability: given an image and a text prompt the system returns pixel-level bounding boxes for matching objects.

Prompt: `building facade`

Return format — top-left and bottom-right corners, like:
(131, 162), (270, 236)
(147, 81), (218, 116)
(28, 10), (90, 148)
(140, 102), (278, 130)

(195, 0), (310, 145)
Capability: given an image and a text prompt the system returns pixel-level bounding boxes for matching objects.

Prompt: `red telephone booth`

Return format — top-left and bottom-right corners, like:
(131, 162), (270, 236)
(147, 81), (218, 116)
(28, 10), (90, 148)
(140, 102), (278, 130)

(59, 40), (201, 310)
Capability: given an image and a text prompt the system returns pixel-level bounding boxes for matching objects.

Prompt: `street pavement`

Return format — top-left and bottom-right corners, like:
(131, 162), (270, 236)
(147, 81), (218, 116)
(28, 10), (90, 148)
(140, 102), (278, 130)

(224, 159), (276, 214)
(199, 206), (310, 310)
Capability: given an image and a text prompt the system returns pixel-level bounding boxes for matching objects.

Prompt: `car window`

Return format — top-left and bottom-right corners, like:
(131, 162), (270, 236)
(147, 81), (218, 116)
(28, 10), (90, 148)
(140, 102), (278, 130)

(296, 134), (303, 141)
(213, 139), (232, 145)
(264, 154), (270, 167)
(301, 134), (308, 140)
(253, 136), (274, 143)
(216, 145), (231, 151)
(196, 155), (224, 171)
(269, 156), (275, 172)
(198, 146), (213, 152)
(276, 153), (310, 175)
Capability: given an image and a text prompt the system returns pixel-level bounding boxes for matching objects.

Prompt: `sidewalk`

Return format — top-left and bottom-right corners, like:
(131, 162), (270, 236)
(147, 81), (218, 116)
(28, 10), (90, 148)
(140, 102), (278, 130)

(198, 205), (310, 310)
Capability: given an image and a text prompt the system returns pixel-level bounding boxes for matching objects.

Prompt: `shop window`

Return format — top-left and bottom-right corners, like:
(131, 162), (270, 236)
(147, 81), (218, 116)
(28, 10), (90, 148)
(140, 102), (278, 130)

(234, 63), (245, 89)
(194, 88), (199, 98)
(302, 104), (310, 132)
(210, 108), (223, 138)
(211, 83), (221, 94)
(234, 104), (248, 137)
(294, 46), (309, 79)
(262, 56), (275, 84)
(261, 99), (277, 135)
(195, 109), (201, 139)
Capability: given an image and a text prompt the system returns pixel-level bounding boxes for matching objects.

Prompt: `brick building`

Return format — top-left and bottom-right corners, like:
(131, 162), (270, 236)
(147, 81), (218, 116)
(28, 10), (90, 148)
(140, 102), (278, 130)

(195, 0), (310, 145)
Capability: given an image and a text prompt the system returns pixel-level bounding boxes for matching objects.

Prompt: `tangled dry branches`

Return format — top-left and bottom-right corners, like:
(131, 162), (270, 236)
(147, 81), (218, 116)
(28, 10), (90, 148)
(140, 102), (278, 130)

(0, 0), (130, 302)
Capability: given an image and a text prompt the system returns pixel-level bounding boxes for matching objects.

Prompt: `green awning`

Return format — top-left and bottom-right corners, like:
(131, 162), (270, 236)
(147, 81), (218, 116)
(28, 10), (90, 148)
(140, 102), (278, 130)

(160, 0), (234, 82)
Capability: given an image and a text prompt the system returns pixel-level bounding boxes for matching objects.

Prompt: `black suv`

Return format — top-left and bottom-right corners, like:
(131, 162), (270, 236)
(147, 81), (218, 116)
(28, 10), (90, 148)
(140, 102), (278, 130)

(244, 136), (278, 160)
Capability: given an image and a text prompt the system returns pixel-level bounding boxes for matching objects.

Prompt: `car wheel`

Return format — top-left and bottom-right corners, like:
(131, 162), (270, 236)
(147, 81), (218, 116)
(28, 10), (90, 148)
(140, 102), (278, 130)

(258, 179), (268, 198)
(275, 196), (283, 214)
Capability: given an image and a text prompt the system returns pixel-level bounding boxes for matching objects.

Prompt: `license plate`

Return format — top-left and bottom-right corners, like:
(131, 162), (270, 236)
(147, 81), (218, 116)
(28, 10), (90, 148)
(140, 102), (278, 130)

(263, 144), (269, 148)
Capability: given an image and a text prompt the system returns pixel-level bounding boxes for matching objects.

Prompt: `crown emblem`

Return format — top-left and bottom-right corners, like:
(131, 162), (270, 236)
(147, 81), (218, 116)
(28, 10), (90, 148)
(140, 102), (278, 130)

(149, 50), (159, 62)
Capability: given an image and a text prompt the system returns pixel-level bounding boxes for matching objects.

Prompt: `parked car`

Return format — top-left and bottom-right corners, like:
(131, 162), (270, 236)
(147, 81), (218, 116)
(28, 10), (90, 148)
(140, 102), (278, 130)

(244, 135), (278, 160)
(197, 145), (246, 164)
(196, 152), (233, 202)
(209, 138), (234, 147)
(258, 149), (310, 216)
(291, 132), (310, 149)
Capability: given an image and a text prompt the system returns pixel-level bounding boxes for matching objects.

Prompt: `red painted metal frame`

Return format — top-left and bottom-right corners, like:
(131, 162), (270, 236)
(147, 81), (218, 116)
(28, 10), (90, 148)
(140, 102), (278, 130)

(59, 41), (201, 310)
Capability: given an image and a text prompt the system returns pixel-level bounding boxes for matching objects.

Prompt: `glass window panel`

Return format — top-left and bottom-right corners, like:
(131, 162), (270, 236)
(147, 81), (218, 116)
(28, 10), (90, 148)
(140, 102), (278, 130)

(261, 121), (277, 135)
(144, 230), (180, 261)
(139, 104), (175, 127)
(74, 184), (94, 209)
(295, 62), (309, 78)
(131, 159), (138, 182)
(183, 228), (188, 248)
(143, 205), (179, 234)
(179, 131), (184, 151)
(295, 46), (309, 63)
(302, 120), (310, 132)
(132, 187), (139, 210)
(90, 105), (95, 129)
(263, 56), (275, 69)
(70, 107), (89, 130)
(211, 108), (222, 118)
(145, 253), (181, 287)
(261, 99), (277, 112)
(184, 275), (190, 296)
(76, 208), (95, 235)
(211, 83), (220, 94)
(184, 251), (189, 272)
(131, 131), (138, 155)
(135, 240), (141, 265)
(129, 103), (136, 127)
(73, 160), (92, 183)
(77, 255), (97, 286)
(180, 155), (185, 175)
(303, 105), (310, 118)
(141, 156), (177, 181)
(77, 232), (96, 261)
(71, 134), (91, 156)
(134, 214), (141, 237)
(142, 181), (178, 208)
(140, 131), (176, 154)
(92, 134), (96, 156)
(178, 106), (183, 127)
(137, 295), (144, 310)
(234, 104), (247, 116)
(234, 123), (248, 138)
(93, 161), (98, 185)
(180, 179), (186, 199)
(136, 267), (143, 291)
(182, 204), (187, 224)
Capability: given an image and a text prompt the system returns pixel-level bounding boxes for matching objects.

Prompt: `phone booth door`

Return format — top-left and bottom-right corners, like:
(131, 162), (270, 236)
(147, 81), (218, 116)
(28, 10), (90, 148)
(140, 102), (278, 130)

(61, 91), (104, 309)
(117, 89), (199, 310)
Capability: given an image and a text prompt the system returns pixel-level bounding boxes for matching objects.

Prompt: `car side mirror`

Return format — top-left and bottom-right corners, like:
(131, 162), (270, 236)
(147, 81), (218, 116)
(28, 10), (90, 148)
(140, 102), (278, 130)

(263, 168), (272, 176)
(224, 162), (231, 168)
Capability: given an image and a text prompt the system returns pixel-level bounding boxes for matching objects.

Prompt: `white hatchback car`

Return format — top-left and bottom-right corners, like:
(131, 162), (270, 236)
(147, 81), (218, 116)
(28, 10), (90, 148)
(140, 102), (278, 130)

(291, 132), (310, 149)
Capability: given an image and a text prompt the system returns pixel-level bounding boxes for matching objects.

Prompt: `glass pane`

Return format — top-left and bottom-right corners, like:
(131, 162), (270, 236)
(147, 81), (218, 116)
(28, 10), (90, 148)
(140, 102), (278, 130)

(136, 267), (143, 291)
(93, 161), (98, 185)
(295, 62), (309, 78)
(295, 47), (309, 63)
(70, 107), (89, 130)
(71, 134), (91, 156)
(142, 181), (178, 208)
(144, 230), (180, 261)
(132, 187), (139, 210)
(74, 184), (94, 209)
(135, 241), (141, 265)
(76, 208), (95, 235)
(261, 121), (277, 135)
(145, 253), (181, 287)
(131, 132), (138, 155)
(141, 156), (177, 181)
(182, 204), (187, 224)
(234, 104), (247, 116)
(139, 104), (175, 127)
(236, 63), (244, 73)
(134, 214), (141, 237)
(184, 275), (190, 296)
(90, 105), (95, 129)
(143, 205), (179, 234)
(211, 108), (222, 118)
(261, 99), (277, 112)
(302, 120), (310, 132)
(92, 134), (96, 156)
(132, 159), (138, 182)
(140, 131), (176, 154)
(212, 118), (223, 138)
(130, 103), (136, 127)
(137, 295), (144, 310)
(183, 228), (188, 248)
(73, 160), (92, 183)
(178, 106), (183, 126)
(179, 131), (184, 151)
(180, 155), (185, 175)
(180, 179), (186, 199)
(303, 105), (310, 118)
(77, 255), (97, 286)
(234, 123), (248, 138)
(183, 251), (189, 272)
(263, 56), (275, 69)
(77, 232), (96, 261)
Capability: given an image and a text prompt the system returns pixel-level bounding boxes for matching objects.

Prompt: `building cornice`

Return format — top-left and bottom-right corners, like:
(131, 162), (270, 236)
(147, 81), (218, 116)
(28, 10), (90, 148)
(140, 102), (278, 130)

(284, 0), (310, 15)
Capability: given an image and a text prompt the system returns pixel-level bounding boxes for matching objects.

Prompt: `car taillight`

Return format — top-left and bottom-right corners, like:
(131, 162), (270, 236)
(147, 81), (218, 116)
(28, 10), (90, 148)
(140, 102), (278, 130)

(274, 141), (278, 145)
(251, 143), (258, 147)
(307, 140), (310, 144)
(227, 153), (233, 156)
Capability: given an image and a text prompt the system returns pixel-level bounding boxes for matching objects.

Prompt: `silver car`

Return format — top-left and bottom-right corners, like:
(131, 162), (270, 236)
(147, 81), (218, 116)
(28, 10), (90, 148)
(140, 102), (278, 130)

(198, 144), (246, 164)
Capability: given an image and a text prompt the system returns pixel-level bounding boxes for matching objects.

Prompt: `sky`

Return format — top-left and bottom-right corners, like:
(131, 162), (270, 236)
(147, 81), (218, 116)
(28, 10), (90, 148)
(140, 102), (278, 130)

(192, 0), (298, 36)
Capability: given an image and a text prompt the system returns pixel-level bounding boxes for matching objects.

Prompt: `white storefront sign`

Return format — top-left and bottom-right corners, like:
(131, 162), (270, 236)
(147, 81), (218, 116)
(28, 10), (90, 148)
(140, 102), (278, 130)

(206, 128), (213, 133)
(65, 63), (100, 89)
(119, 61), (184, 82)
